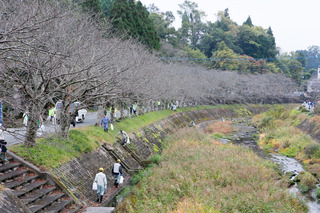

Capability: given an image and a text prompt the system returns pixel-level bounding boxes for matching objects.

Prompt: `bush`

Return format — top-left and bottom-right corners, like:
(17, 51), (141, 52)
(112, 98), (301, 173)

(304, 143), (320, 159)
(316, 188), (320, 199)
(295, 171), (318, 193)
(258, 115), (273, 129)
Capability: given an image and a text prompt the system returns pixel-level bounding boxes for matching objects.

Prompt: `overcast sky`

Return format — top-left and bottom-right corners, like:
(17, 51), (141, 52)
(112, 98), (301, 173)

(140, 0), (320, 53)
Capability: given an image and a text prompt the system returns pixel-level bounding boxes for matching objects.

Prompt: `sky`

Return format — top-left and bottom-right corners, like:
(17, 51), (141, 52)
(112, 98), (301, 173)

(140, 0), (320, 53)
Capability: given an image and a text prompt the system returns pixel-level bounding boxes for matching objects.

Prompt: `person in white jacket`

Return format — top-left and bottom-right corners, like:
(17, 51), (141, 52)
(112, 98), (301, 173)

(94, 168), (107, 203)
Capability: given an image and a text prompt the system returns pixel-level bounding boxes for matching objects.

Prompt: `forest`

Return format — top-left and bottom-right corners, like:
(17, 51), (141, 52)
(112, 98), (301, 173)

(99, 0), (320, 85)
(0, 0), (313, 145)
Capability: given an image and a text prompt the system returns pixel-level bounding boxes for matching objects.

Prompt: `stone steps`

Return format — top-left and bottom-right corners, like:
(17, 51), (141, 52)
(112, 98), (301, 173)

(28, 193), (64, 213)
(0, 162), (21, 173)
(21, 186), (56, 205)
(0, 154), (82, 213)
(0, 169), (29, 182)
(15, 180), (48, 197)
(45, 199), (72, 213)
(4, 174), (39, 189)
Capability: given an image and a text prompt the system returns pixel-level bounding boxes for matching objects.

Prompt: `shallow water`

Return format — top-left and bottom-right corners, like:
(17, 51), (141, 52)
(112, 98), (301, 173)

(229, 118), (320, 213)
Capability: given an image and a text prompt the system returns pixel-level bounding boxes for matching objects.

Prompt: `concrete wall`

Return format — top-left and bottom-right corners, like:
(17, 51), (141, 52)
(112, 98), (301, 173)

(50, 106), (269, 205)
(0, 189), (26, 213)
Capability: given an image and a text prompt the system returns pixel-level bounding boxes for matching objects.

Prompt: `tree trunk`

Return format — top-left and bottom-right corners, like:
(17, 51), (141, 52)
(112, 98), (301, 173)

(25, 116), (37, 146)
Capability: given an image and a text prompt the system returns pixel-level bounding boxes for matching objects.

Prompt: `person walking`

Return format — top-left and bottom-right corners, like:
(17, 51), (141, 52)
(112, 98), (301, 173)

(0, 141), (8, 163)
(112, 159), (123, 188)
(100, 114), (111, 132)
(132, 102), (137, 116)
(93, 168), (107, 203)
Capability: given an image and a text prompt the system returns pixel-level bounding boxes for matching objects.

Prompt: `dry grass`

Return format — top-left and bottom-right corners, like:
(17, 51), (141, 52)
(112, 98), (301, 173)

(204, 121), (233, 134)
(116, 129), (307, 213)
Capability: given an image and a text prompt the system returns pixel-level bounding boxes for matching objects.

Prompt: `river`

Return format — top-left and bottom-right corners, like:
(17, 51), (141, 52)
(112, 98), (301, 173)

(227, 118), (320, 213)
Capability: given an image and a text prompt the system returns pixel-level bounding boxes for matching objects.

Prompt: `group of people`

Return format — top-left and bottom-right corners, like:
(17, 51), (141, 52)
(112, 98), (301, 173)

(93, 159), (123, 203)
(302, 100), (316, 111)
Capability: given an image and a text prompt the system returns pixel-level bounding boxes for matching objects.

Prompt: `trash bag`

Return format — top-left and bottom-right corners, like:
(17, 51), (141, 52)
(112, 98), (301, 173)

(92, 182), (97, 190)
(110, 124), (114, 131)
(119, 175), (124, 184)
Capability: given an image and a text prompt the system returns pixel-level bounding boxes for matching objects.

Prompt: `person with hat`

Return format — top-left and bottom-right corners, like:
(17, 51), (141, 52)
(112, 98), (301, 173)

(112, 159), (123, 188)
(94, 167), (107, 203)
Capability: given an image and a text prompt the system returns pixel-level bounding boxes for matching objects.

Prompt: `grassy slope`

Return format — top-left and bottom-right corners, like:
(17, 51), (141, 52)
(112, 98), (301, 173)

(116, 128), (307, 212)
(9, 105), (232, 169)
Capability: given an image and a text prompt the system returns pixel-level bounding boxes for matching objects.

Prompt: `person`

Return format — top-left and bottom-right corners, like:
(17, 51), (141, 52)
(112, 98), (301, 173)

(112, 159), (123, 188)
(130, 104), (133, 115)
(172, 104), (176, 111)
(116, 130), (129, 145)
(114, 108), (117, 119)
(157, 101), (161, 110)
(100, 114), (111, 132)
(23, 111), (29, 127)
(132, 102), (137, 116)
(0, 141), (8, 163)
(48, 106), (55, 123)
(94, 168), (107, 203)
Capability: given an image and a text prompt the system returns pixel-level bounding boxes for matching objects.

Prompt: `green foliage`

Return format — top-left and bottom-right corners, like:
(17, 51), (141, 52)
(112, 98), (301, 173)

(304, 143), (320, 159)
(295, 171), (318, 193)
(99, 0), (115, 17)
(183, 46), (207, 63)
(316, 188), (320, 199)
(81, 0), (103, 19)
(153, 144), (159, 152)
(110, 0), (160, 50)
(149, 153), (161, 164)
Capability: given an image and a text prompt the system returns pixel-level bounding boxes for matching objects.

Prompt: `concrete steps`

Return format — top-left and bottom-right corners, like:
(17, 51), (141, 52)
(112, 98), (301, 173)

(0, 154), (82, 213)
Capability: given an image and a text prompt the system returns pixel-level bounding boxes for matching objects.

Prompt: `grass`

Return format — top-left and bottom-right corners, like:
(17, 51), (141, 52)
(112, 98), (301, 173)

(9, 105), (235, 169)
(116, 128), (307, 213)
(253, 104), (320, 177)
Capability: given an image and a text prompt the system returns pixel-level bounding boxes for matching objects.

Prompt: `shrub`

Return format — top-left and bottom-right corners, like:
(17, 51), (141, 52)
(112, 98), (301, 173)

(316, 188), (320, 199)
(258, 115), (273, 129)
(304, 143), (320, 159)
(295, 171), (318, 193)
(149, 154), (161, 165)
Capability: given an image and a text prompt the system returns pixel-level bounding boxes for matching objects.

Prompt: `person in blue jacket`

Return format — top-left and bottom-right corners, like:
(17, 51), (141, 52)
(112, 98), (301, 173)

(100, 114), (111, 132)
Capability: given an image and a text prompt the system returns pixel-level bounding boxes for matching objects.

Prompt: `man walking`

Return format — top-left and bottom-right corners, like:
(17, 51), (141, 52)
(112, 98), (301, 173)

(112, 159), (123, 188)
(94, 168), (107, 203)
(100, 114), (111, 132)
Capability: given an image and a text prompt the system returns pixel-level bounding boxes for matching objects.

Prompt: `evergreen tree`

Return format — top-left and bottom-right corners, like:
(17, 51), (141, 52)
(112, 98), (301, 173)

(110, 0), (160, 49)
(81, 0), (102, 19)
(99, 0), (115, 17)
(243, 16), (253, 27)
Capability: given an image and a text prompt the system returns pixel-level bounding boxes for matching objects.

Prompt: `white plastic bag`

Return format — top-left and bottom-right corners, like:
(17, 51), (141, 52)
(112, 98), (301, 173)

(127, 137), (130, 144)
(110, 124), (114, 131)
(92, 182), (97, 190)
(119, 175), (124, 184)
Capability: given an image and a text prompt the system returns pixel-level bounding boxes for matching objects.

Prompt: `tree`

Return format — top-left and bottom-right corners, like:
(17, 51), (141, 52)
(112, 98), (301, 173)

(177, 0), (206, 49)
(110, 0), (160, 50)
(243, 16), (253, 27)
(81, 0), (103, 19)
(148, 7), (178, 46)
(99, 0), (115, 17)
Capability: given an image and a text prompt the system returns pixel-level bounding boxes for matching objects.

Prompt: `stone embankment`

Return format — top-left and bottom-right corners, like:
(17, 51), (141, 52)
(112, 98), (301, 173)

(0, 154), (82, 213)
(297, 119), (320, 142)
(49, 106), (269, 207)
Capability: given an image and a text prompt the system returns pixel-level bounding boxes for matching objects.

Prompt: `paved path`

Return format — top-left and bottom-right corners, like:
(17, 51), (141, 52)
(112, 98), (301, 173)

(3, 112), (99, 146)
(84, 207), (114, 213)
